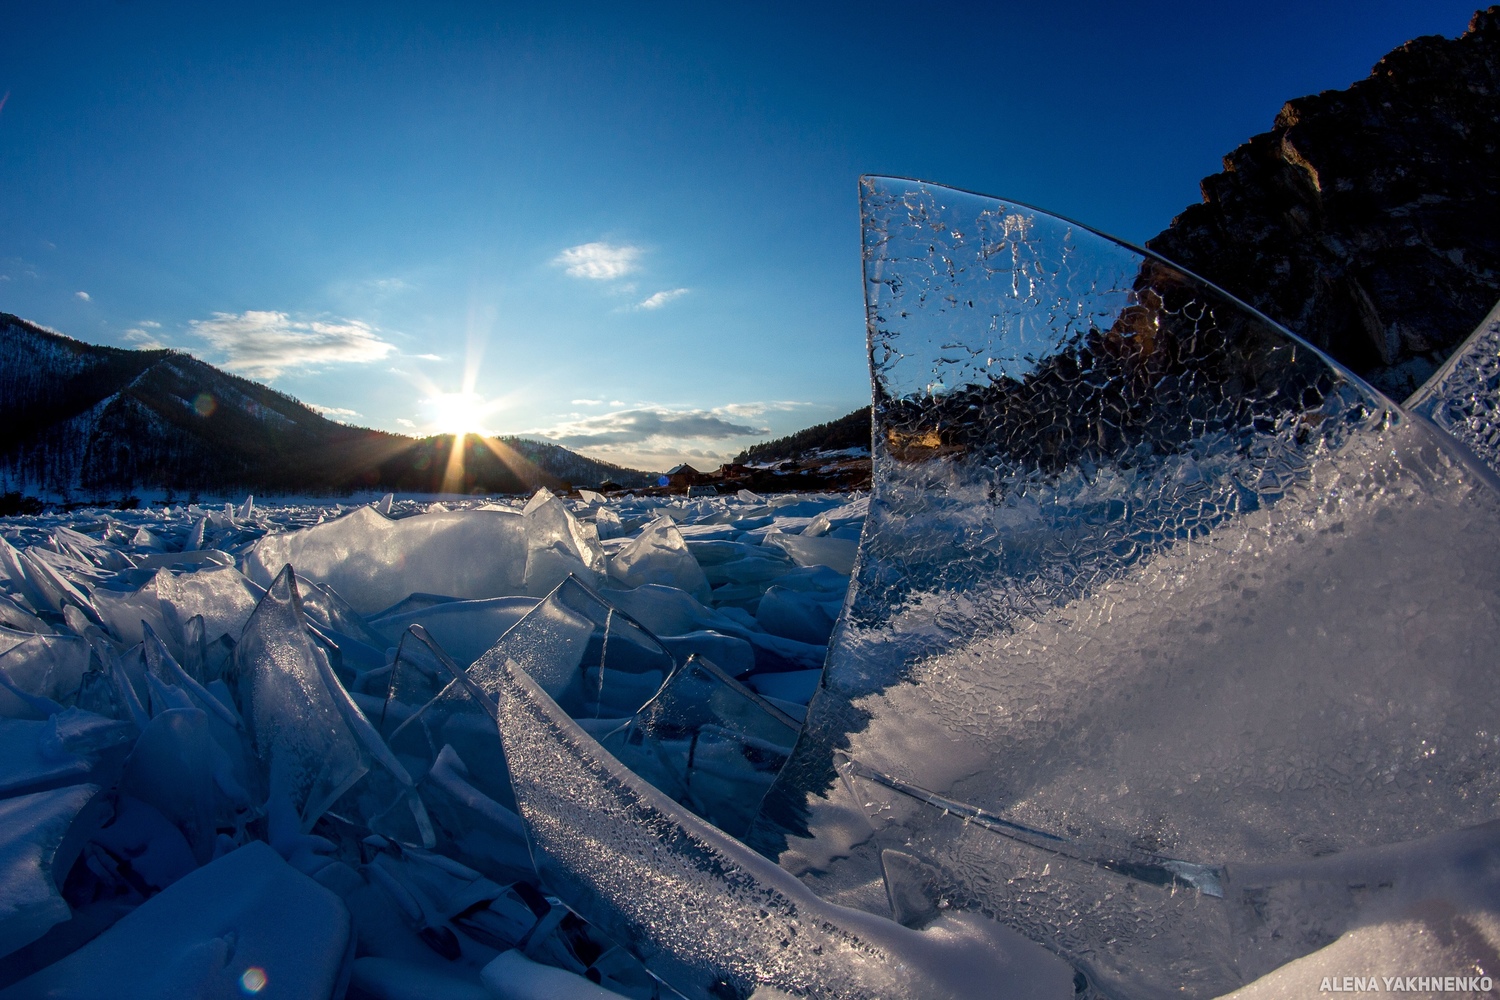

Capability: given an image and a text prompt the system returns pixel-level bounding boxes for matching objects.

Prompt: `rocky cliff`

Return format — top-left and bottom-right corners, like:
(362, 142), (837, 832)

(1147, 7), (1500, 398)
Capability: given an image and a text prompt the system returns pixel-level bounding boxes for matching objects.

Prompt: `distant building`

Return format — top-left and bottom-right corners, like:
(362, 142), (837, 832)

(715, 463), (748, 479)
(664, 463), (703, 490)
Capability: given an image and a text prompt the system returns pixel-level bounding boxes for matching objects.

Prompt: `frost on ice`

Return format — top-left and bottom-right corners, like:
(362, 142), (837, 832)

(1408, 298), (1500, 479)
(749, 177), (1500, 998)
(0, 180), (1498, 1000)
(481, 636), (1072, 999)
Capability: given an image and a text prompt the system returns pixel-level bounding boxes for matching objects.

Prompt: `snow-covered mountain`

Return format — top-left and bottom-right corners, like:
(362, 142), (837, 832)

(0, 313), (651, 501)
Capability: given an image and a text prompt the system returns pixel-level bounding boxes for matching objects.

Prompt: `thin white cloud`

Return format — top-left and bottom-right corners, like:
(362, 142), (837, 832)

(187, 310), (395, 380)
(123, 328), (166, 349)
(74, 291), (90, 302)
(637, 288), (688, 310)
(396, 418), (416, 428)
(532, 406), (767, 450)
(554, 242), (641, 280)
(139, 320), (160, 328)
(308, 403), (361, 420)
(410, 353), (442, 361)
(717, 401), (808, 419)
(571, 398), (604, 406)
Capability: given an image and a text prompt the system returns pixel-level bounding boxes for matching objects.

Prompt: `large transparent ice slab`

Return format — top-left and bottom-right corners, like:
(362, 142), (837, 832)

(750, 177), (1500, 997)
(230, 565), (432, 847)
(482, 641), (1075, 999)
(1407, 298), (1500, 479)
(241, 505), (529, 616)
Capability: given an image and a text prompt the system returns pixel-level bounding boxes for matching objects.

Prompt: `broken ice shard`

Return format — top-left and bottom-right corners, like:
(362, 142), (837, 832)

(0, 841), (352, 999)
(241, 489), (605, 619)
(381, 625), (514, 808)
(371, 596), (540, 669)
(454, 576), (795, 834)
(606, 515), (712, 601)
(231, 565), (433, 847)
(0, 634), (89, 719)
(241, 504), (529, 616)
(0, 718), (96, 798)
(618, 654), (801, 839)
(120, 708), (222, 863)
(750, 177), (1500, 998)
(1407, 298), (1500, 479)
(0, 784), (107, 959)
(465, 576), (674, 726)
(153, 564), (262, 649)
(482, 640), (1074, 999)
(520, 488), (607, 593)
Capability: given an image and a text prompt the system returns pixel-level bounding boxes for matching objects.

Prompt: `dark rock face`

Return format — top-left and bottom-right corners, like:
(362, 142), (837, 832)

(1146, 7), (1500, 399)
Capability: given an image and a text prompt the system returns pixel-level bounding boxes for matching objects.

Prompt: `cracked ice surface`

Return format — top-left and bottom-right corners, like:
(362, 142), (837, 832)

(1408, 298), (1500, 479)
(749, 178), (1500, 998)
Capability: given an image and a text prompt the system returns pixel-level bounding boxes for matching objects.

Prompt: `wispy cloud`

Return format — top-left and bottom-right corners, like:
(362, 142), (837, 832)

(307, 403), (361, 421)
(717, 401), (807, 419)
(571, 398), (603, 406)
(74, 291), (90, 302)
(0, 92), (9, 116)
(533, 406), (767, 450)
(123, 327), (166, 349)
(396, 418), (416, 428)
(139, 320), (160, 328)
(637, 288), (688, 310)
(554, 242), (641, 280)
(1, 256), (37, 281)
(409, 353), (443, 361)
(187, 310), (395, 380)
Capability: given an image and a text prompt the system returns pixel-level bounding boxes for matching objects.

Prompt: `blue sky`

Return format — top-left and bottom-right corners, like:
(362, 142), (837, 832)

(0, 1), (1483, 472)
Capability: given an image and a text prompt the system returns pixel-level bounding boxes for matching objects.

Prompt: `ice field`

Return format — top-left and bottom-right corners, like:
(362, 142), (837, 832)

(0, 487), (895, 998)
(0, 178), (1499, 999)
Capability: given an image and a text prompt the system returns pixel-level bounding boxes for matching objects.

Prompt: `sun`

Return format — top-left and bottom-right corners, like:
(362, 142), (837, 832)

(427, 391), (490, 437)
